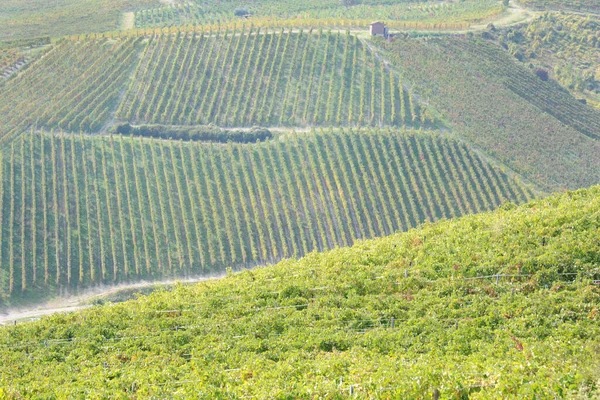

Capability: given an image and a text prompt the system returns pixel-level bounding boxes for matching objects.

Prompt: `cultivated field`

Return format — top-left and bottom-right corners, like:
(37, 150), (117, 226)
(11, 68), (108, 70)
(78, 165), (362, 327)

(519, 0), (600, 13)
(0, 0), (159, 40)
(381, 36), (600, 190)
(0, 31), (436, 145)
(134, 0), (505, 30)
(118, 30), (435, 128)
(494, 14), (600, 109)
(0, 129), (533, 301)
(1, 186), (598, 397)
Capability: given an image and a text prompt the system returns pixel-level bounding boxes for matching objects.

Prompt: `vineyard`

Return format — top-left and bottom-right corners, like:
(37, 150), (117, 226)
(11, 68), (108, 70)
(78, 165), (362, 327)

(117, 30), (435, 128)
(0, 0), (160, 41)
(381, 36), (600, 191)
(494, 14), (600, 109)
(0, 37), (144, 144)
(134, 0), (504, 31)
(0, 49), (25, 76)
(3, 0), (600, 396)
(0, 129), (533, 302)
(0, 31), (436, 146)
(519, 0), (600, 13)
(450, 38), (600, 140)
(0, 186), (598, 397)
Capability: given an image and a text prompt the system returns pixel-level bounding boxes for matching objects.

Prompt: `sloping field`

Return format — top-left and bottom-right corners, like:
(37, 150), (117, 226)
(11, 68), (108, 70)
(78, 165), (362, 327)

(0, 31), (436, 145)
(0, 37), (143, 145)
(0, 186), (598, 397)
(0, 49), (23, 74)
(451, 38), (600, 140)
(0, 129), (533, 303)
(134, 0), (504, 30)
(519, 0), (600, 13)
(380, 36), (600, 191)
(495, 14), (600, 109)
(118, 30), (435, 128)
(0, 0), (160, 41)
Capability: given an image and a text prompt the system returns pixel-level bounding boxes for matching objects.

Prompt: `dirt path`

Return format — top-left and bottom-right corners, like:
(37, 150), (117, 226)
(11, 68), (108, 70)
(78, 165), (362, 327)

(121, 12), (135, 31)
(0, 274), (224, 326)
(471, 1), (537, 30)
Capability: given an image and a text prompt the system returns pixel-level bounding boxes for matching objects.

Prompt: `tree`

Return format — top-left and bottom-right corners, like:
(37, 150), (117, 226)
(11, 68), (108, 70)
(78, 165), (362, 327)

(234, 8), (249, 17)
(535, 68), (549, 81)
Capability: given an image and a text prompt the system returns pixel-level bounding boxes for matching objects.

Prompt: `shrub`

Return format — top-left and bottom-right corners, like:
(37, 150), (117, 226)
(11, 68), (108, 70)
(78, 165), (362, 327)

(112, 123), (273, 143)
(234, 8), (250, 17)
(535, 68), (549, 81)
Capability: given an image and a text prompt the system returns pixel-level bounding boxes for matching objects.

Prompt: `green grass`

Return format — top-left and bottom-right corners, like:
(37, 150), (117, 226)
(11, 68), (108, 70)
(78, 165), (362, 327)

(0, 128), (533, 304)
(0, 186), (598, 398)
(377, 35), (600, 191)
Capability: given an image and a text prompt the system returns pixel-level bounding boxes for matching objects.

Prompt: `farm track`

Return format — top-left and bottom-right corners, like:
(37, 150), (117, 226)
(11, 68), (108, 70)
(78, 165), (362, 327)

(121, 12), (135, 31)
(122, 1), (538, 39)
(0, 274), (223, 325)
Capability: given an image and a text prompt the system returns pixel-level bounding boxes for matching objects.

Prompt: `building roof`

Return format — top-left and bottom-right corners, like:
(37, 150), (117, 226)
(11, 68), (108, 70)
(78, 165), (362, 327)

(370, 21), (384, 26)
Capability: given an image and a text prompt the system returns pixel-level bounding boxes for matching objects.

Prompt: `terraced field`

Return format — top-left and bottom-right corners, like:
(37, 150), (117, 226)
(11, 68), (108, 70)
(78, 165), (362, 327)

(0, 129), (533, 301)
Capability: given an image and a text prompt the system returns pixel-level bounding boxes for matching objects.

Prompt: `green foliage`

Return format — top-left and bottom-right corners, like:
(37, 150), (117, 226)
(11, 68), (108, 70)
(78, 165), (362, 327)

(0, 31), (438, 146)
(379, 36), (600, 191)
(0, 128), (533, 304)
(0, 186), (599, 397)
(0, 49), (24, 76)
(113, 123), (273, 143)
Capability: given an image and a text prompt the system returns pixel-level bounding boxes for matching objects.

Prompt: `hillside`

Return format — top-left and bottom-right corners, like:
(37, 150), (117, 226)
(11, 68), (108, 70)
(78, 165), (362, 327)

(0, 129), (534, 304)
(0, 186), (598, 398)
(0, 0), (508, 42)
(378, 35), (600, 191)
(495, 13), (600, 109)
(117, 30), (436, 128)
(133, 0), (504, 31)
(519, 0), (600, 13)
(0, 31), (436, 145)
(0, 0), (159, 41)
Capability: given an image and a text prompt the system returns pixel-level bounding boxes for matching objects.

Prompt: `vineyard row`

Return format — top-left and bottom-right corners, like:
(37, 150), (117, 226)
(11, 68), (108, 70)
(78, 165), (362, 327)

(0, 31), (436, 146)
(0, 129), (533, 298)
